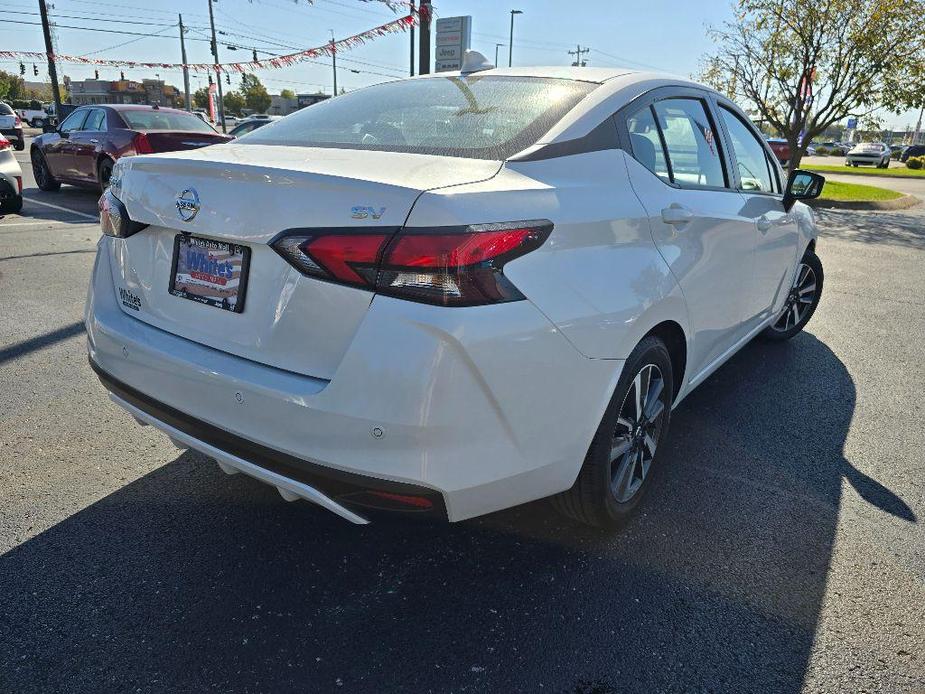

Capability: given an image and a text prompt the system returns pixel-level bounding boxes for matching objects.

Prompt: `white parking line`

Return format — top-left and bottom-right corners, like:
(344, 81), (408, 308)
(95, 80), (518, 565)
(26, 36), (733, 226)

(22, 197), (98, 221)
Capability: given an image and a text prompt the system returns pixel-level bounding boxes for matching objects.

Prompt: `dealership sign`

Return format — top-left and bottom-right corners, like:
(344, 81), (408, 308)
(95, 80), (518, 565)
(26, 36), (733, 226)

(434, 16), (472, 72)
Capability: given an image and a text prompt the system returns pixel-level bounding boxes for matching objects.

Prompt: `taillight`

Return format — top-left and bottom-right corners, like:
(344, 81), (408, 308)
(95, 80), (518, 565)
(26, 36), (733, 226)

(99, 188), (147, 238)
(0, 137), (9, 151)
(270, 220), (552, 306)
(132, 132), (154, 154)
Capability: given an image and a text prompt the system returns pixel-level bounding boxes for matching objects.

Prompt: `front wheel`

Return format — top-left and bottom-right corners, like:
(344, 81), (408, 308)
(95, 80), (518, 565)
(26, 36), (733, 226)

(1, 195), (23, 214)
(762, 250), (823, 341)
(552, 336), (674, 528)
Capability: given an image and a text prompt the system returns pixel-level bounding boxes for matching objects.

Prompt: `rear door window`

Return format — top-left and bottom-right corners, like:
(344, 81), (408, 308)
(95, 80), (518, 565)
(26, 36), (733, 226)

(83, 109), (106, 132)
(652, 98), (726, 188)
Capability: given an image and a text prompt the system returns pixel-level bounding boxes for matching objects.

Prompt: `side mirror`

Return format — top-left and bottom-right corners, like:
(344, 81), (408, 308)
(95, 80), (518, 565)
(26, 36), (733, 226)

(783, 169), (825, 211)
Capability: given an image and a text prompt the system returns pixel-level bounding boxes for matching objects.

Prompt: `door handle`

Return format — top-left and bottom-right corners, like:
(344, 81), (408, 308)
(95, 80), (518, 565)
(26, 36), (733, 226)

(661, 204), (693, 227)
(756, 216), (772, 232)
(89, 138), (99, 144)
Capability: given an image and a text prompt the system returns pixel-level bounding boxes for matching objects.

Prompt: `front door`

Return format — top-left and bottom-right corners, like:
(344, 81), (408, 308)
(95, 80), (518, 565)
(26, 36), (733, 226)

(622, 93), (757, 380)
(44, 109), (88, 181)
(70, 108), (107, 183)
(715, 103), (801, 325)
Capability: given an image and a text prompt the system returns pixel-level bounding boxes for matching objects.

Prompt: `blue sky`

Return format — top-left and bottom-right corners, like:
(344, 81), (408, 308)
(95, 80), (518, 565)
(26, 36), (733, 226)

(1, 0), (917, 129)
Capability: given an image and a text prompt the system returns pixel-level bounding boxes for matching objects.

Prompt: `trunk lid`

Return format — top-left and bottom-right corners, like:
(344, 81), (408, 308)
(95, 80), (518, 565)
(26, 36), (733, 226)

(111, 143), (501, 379)
(139, 130), (232, 153)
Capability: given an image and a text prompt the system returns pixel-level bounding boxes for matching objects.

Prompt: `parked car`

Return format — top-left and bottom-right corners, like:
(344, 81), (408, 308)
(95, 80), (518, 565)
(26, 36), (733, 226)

(804, 144), (816, 156)
(228, 115), (282, 138)
(16, 104), (55, 129)
(766, 137), (790, 165)
(821, 141), (847, 156)
(0, 102), (25, 151)
(900, 144), (925, 163)
(845, 142), (891, 168)
(0, 134), (24, 213)
(89, 62), (825, 528)
(30, 104), (232, 192)
(889, 144), (904, 159)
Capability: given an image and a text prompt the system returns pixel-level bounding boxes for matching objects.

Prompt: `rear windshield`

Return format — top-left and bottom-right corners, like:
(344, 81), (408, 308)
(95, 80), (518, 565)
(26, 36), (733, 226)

(240, 76), (598, 159)
(119, 110), (217, 133)
(0, 103), (13, 115)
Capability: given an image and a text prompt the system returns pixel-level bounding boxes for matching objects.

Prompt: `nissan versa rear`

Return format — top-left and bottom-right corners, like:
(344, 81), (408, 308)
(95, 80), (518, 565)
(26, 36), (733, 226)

(87, 62), (825, 527)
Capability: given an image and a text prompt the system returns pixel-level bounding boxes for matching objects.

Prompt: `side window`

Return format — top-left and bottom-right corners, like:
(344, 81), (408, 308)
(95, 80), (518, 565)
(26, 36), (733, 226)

(652, 99), (726, 188)
(627, 106), (671, 183)
(59, 110), (88, 135)
(718, 106), (777, 194)
(83, 109), (106, 132)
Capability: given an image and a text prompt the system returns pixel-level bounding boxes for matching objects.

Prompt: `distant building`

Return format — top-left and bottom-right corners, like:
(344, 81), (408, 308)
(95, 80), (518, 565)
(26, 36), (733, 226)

(68, 77), (181, 107)
(268, 95), (299, 116)
(297, 93), (331, 109)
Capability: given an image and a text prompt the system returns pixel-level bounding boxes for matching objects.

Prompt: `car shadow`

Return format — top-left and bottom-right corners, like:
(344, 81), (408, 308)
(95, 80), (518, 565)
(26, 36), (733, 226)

(0, 333), (913, 693)
(817, 208), (925, 250)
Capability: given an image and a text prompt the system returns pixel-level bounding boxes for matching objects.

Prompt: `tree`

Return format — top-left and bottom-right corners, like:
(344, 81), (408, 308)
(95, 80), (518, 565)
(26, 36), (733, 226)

(701, 0), (925, 170)
(279, 88), (296, 100)
(192, 86), (210, 109)
(240, 74), (271, 112)
(223, 91), (245, 115)
(0, 70), (26, 101)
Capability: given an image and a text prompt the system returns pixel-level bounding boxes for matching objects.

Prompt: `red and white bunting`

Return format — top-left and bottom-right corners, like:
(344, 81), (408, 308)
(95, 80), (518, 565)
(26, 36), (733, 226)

(0, 12), (419, 74)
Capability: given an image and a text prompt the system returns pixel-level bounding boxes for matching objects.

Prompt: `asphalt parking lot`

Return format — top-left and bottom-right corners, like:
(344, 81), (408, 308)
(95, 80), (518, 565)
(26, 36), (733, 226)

(1, 138), (924, 693)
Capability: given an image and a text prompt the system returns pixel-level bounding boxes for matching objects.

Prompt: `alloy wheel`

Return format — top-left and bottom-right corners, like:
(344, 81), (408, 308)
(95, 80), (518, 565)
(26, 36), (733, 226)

(771, 262), (817, 332)
(609, 364), (667, 503)
(32, 152), (47, 187)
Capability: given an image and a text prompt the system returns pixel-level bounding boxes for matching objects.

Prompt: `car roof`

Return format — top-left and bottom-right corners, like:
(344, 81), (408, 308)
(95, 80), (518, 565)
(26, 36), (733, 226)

(432, 65), (638, 83)
(85, 104), (192, 115)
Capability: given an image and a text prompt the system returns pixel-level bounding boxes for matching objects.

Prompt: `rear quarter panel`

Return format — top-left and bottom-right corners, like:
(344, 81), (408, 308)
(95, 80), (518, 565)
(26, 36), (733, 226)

(405, 148), (690, 362)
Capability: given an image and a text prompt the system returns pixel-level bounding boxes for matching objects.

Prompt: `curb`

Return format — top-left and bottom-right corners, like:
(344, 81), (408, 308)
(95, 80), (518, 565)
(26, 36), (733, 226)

(808, 194), (921, 211)
(805, 166), (921, 181)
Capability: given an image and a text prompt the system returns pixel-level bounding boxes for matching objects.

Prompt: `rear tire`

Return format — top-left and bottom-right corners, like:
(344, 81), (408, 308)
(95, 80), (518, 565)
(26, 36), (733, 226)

(761, 249), (823, 341)
(31, 149), (60, 192)
(552, 336), (674, 528)
(1, 195), (23, 214)
(97, 157), (114, 191)
(14, 138), (24, 152)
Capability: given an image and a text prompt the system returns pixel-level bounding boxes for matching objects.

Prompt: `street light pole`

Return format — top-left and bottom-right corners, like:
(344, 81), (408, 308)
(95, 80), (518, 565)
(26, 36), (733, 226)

(206, 0), (226, 132)
(495, 43), (504, 67)
(37, 0), (62, 119)
(409, 0), (415, 76)
(330, 31), (337, 96)
(178, 14), (191, 111)
(508, 10), (522, 68)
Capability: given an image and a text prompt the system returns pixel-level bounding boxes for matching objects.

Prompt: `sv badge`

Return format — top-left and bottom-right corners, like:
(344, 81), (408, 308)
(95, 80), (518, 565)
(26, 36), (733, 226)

(351, 206), (386, 220)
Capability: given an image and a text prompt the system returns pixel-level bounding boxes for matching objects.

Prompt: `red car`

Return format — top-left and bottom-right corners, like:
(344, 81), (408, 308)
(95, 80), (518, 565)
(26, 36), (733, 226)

(766, 138), (791, 166)
(30, 104), (231, 192)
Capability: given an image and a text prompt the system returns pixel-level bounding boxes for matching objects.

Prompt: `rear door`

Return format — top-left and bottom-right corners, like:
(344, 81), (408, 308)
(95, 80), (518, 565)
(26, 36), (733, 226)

(620, 88), (757, 379)
(714, 102), (800, 326)
(70, 108), (106, 182)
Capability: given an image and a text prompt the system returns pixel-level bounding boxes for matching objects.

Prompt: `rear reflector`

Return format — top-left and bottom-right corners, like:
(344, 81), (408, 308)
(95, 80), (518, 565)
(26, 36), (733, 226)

(270, 220), (552, 306)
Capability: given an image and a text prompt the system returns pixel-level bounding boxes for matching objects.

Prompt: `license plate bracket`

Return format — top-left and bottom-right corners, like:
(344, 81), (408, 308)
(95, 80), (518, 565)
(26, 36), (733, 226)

(169, 234), (250, 313)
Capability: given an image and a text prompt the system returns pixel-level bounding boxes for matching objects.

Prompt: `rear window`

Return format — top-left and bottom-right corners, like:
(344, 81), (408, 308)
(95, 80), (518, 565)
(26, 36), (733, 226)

(119, 110), (217, 133)
(241, 76), (598, 159)
(0, 103), (13, 116)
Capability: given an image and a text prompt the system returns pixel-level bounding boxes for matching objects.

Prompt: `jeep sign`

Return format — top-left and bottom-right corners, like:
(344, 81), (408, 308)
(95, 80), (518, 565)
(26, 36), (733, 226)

(434, 16), (472, 72)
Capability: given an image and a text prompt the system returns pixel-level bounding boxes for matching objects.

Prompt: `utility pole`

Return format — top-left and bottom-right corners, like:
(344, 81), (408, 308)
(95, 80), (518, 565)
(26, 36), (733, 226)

(418, 1), (431, 75)
(568, 44), (590, 67)
(508, 10), (522, 67)
(37, 0), (62, 118)
(330, 31), (337, 96)
(206, 0), (226, 132)
(178, 14), (191, 111)
(494, 43), (504, 67)
(409, 0), (415, 76)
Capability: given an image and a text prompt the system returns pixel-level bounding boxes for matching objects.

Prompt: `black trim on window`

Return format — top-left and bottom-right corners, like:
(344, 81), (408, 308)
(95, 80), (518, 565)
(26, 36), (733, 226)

(712, 97), (785, 198)
(89, 358), (448, 520)
(508, 118), (619, 162)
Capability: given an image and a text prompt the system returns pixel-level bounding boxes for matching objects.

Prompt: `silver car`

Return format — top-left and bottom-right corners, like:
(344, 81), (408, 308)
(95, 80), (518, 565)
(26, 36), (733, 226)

(0, 133), (23, 214)
(846, 142), (891, 168)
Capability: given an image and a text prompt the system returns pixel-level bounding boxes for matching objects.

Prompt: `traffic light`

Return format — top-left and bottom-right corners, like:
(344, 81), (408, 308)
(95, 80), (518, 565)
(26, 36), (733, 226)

(33, 64), (39, 76)
(94, 69), (99, 79)
(208, 74), (213, 85)
(252, 49), (258, 62)
(120, 71), (125, 80)
(225, 73), (230, 85)
(19, 63), (25, 76)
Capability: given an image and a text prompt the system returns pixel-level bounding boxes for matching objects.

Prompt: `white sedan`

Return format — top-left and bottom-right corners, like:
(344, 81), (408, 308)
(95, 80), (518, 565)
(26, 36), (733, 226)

(846, 142), (891, 168)
(0, 134), (23, 213)
(88, 55), (825, 527)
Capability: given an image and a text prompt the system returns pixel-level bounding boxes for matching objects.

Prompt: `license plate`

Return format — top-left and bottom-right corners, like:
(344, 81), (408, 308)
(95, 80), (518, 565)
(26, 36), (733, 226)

(169, 234), (250, 313)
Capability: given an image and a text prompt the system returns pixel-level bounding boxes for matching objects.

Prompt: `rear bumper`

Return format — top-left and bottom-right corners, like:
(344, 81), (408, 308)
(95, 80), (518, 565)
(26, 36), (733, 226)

(86, 238), (623, 522)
